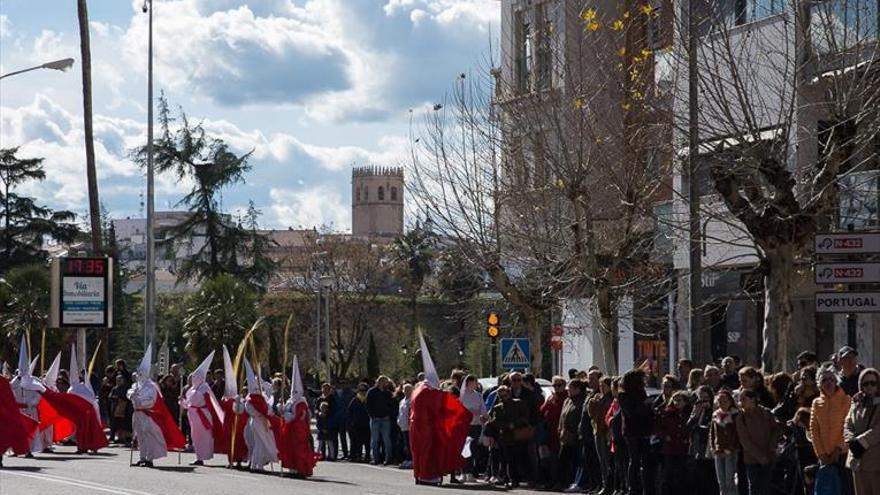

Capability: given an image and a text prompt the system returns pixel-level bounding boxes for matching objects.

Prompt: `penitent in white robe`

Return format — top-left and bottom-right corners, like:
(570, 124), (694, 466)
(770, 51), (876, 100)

(11, 379), (45, 452)
(244, 399), (278, 470)
(186, 382), (215, 461)
(128, 382), (167, 462)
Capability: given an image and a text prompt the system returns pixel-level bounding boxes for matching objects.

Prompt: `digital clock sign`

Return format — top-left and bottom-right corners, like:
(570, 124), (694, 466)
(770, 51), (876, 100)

(50, 257), (113, 328)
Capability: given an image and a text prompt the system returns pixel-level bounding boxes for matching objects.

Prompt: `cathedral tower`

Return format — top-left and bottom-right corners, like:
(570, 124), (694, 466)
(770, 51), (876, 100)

(351, 166), (404, 237)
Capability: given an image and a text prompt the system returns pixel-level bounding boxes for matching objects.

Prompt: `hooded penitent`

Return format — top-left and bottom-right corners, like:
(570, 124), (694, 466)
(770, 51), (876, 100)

(408, 331), (473, 482)
(0, 375), (39, 455)
(13, 335), (44, 393)
(220, 345), (247, 462)
(186, 350), (225, 459)
(130, 343), (185, 451)
(279, 355), (316, 476)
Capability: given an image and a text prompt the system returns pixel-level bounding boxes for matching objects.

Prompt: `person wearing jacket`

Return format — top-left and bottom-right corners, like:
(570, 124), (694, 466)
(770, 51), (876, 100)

(366, 376), (396, 465)
(844, 368), (880, 495)
(688, 385), (718, 494)
(347, 382), (371, 463)
(736, 389), (781, 495)
(588, 376), (614, 495)
(656, 390), (693, 494)
(710, 389), (740, 495)
(606, 377), (629, 495)
(540, 376), (568, 488)
(558, 379), (586, 492)
(811, 366), (854, 494)
(620, 369), (653, 495)
(488, 385), (531, 488)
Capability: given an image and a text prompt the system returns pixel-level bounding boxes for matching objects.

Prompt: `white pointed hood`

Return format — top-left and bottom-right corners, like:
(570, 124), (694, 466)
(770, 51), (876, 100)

(69, 344), (80, 385)
(17, 334), (28, 376)
(419, 331), (440, 389)
(44, 353), (62, 391)
(222, 345), (238, 399)
(289, 355), (305, 406)
(136, 343), (152, 385)
(28, 354), (39, 376)
(243, 357), (258, 394)
(190, 350), (215, 388)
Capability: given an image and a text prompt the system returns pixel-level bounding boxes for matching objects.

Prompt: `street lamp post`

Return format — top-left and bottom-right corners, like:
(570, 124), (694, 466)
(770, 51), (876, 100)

(0, 58), (75, 80)
(143, 0), (157, 352)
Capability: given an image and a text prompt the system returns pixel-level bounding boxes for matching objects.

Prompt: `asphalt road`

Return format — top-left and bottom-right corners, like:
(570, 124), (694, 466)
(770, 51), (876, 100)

(0, 446), (540, 495)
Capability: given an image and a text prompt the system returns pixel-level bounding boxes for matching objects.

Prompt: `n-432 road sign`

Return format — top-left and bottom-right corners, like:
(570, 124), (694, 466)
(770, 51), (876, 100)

(815, 232), (880, 254)
(815, 262), (880, 284)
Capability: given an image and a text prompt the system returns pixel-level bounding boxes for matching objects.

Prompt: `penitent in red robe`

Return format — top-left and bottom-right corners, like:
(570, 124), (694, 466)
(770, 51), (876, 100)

(0, 376), (39, 455)
(142, 389), (186, 451)
(39, 389), (108, 451)
(220, 398), (248, 462)
(408, 383), (473, 481)
(280, 401), (317, 476)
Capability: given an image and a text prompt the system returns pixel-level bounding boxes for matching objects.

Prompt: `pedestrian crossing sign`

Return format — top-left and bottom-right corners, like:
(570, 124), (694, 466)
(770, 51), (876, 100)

(500, 338), (530, 369)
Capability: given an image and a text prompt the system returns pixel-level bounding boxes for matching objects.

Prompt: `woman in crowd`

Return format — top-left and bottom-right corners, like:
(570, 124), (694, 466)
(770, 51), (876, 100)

(789, 407), (817, 494)
(736, 389), (781, 495)
(687, 369), (705, 395)
(738, 367), (775, 409)
(811, 366), (853, 495)
(459, 375), (486, 482)
(108, 374), (133, 445)
(656, 390), (692, 493)
(558, 379), (586, 492)
(711, 388), (740, 495)
(844, 368), (878, 495)
(620, 369), (653, 495)
(588, 376), (613, 495)
(606, 377), (628, 495)
(689, 385), (718, 494)
(396, 383), (413, 469)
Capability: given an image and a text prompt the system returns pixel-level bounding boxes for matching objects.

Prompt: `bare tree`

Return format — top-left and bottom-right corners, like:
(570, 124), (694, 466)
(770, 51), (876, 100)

(665, 0), (880, 370)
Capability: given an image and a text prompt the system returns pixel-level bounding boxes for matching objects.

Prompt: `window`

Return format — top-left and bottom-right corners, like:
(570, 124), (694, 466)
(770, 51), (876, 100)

(390, 187), (398, 201)
(515, 9), (534, 93)
(356, 188), (361, 203)
(364, 187), (369, 201)
(535, 2), (555, 91)
(378, 186), (385, 201)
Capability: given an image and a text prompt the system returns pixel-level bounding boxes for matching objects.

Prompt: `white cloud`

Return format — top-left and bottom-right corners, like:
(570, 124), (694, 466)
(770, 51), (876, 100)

(0, 15), (11, 38)
(268, 186), (350, 230)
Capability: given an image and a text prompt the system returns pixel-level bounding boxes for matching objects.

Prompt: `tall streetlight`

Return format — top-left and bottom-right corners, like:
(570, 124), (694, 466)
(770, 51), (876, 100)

(0, 58), (75, 80)
(142, 0), (157, 353)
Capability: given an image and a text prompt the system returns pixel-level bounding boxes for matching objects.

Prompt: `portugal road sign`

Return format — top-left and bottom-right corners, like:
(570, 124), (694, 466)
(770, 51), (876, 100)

(815, 262), (880, 284)
(815, 292), (880, 313)
(815, 232), (880, 255)
(500, 338), (530, 369)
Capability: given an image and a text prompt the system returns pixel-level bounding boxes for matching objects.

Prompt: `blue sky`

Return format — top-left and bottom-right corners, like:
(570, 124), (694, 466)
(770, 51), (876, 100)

(0, 0), (498, 231)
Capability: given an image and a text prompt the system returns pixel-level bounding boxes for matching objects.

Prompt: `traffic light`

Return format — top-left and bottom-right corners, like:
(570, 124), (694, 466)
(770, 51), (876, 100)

(486, 312), (499, 338)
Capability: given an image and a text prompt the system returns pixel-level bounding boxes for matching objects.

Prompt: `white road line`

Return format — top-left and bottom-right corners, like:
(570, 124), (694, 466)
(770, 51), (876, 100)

(2, 471), (154, 495)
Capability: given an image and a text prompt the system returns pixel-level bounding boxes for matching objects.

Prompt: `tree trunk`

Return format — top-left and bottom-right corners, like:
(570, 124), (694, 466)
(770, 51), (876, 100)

(525, 312), (543, 375)
(77, 0), (102, 255)
(594, 285), (619, 375)
(762, 245), (795, 373)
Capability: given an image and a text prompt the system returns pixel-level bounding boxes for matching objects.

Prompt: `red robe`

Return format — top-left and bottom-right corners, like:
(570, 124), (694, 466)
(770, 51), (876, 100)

(220, 398), (248, 462)
(247, 394), (283, 458)
(142, 388), (186, 451)
(0, 376), (39, 455)
(39, 389), (108, 451)
(408, 383), (473, 481)
(280, 401), (317, 476)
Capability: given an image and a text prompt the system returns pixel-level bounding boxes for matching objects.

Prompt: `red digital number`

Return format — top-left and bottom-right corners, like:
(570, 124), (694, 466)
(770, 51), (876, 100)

(94, 260), (104, 274)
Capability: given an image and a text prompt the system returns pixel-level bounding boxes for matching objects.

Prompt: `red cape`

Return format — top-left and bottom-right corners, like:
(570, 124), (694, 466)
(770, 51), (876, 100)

(40, 389), (108, 451)
(0, 376), (39, 455)
(220, 398), (248, 462)
(141, 387), (186, 450)
(280, 401), (317, 476)
(247, 394), (283, 456)
(408, 383), (473, 481)
(36, 395), (76, 442)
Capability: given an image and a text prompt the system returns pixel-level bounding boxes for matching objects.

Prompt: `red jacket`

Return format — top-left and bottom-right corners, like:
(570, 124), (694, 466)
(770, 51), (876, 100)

(539, 391), (568, 452)
(655, 404), (692, 456)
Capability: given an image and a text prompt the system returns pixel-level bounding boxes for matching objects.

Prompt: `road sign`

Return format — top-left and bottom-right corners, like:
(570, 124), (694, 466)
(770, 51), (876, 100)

(500, 338), (530, 369)
(815, 232), (880, 254)
(815, 262), (880, 284)
(50, 257), (113, 328)
(815, 292), (880, 313)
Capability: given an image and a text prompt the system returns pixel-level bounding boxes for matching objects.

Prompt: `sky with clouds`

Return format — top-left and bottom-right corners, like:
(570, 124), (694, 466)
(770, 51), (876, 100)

(0, 0), (498, 231)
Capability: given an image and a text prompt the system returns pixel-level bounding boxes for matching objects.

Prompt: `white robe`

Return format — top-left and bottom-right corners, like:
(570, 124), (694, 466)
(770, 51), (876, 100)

(185, 382), (215, 461)
(128, 382), (167, 461)
(11, 379), (44, 452)
(244, 397), (278, 470)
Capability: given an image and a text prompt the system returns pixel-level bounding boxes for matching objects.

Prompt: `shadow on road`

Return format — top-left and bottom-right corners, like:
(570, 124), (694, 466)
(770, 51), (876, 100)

(150, 466), (196, 473)
(0, 466), (43, 472)
(35, 456), (105, 461)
